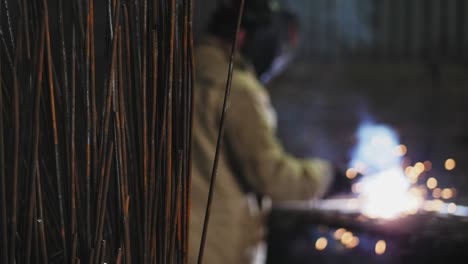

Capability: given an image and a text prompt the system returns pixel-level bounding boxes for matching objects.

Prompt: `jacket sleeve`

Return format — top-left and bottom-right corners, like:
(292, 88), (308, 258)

(224, 74), (334, 202)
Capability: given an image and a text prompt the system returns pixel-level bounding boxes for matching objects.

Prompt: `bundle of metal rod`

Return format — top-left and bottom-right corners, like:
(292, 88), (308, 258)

(0, 0), (194, 263)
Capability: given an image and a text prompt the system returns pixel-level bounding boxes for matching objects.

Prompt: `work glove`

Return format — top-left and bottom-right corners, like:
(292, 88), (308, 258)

(322, 166), (355, 199)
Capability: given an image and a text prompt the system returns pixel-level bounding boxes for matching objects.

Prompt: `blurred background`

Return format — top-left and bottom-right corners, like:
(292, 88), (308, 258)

(195, 0), (468, 263)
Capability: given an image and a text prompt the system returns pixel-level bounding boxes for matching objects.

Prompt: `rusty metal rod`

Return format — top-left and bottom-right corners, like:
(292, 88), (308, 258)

(44, 0), (68, 259)
(142, 0), (149, 260)
(0, 1), (196, 262)
(93, 142), (114, 264)
(148, 29), (158, 264)
(186, 1), (196, 261)
(85, 4), (93, 247)
(9, 42), (19, 264)
(0, 10), (7, 263)
(36, 161), (49, 264)
(3, 0), (15, 50)
(90, 0), (99, 217)
(24, 18), (45, 264)
(21, 0), (31, 59)
(165, 0), (176, 261)
(70, 26), (77, 249)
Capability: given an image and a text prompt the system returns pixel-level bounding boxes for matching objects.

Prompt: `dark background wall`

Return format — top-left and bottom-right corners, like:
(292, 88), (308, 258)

(196, 0), (468, 62)
(278, 0), (468, 62)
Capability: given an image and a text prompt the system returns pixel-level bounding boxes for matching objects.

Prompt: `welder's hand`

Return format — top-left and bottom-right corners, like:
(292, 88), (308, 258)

(322, 166), (353, 199)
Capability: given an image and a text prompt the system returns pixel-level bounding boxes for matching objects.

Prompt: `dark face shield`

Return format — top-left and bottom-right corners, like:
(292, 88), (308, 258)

(243, 9), (300, 84)
(209, 1), (299, 83)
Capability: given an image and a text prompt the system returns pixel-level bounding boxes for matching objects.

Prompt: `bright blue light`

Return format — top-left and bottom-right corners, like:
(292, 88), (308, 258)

(350, 122), (401, 175)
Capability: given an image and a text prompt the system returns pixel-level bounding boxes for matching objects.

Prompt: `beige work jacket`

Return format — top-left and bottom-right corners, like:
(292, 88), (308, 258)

(189, 36), (333, 264)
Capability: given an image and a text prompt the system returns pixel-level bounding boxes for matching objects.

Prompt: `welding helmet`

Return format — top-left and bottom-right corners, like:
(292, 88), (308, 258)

(210, 0), (298, 81)
(209, 0), (275, 41)
(243, 7), (300, 83)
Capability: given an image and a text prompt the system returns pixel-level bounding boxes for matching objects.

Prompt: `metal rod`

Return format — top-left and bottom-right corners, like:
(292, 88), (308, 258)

(21, 0), (31, 59)
(85, 4), (93, 247)
(44, 0), (68, 259)
(0, 8), (8, 263)
(0, 0), (196, 262)
(24, 18), (46, 264)
(197, 0), (245, 263)
(3, 0), (15, 50)
(165, 0), (176, 261)
(36, 162), (49, 264)
(9, 38), (20, 264)
(70, 26), (77, 250)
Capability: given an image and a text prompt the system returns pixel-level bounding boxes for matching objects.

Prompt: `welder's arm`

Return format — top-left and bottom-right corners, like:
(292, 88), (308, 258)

(225, 83), (334, 202)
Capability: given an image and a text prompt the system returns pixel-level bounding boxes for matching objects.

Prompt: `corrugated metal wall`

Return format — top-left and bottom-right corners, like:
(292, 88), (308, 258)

(280, 0), (468, 62)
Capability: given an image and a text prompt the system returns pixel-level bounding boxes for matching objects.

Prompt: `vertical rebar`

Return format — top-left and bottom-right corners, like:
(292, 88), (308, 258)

(0, 10), (8, 263)
(44, 0), (68, 260)
(197, 0), (245, 263)
(1, 1), (196, 262)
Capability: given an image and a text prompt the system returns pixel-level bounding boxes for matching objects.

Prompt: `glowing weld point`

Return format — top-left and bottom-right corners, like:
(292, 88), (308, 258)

(346, 168), (358, 179)
(441, 188), (453, 199)
(393, 144), (407, 157)
(315, 237), (328, 251)
(346, 236), (359, 249)
(414, 162), (425, 174)
(426, 177), (438, 189)
(334, 228), (346, 240)
(445, 159), (456, 171)
(423, 161), (432, 171)
(358, 168), (423, 219)
(350, 122), (424, 219)
(375, 240), (386, 255)
(448, 203), (457, 214)
(341, 232), (354, 245)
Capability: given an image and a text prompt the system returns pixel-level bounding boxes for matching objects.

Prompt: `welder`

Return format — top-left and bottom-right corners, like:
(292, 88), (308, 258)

(190, 1), (345, 263)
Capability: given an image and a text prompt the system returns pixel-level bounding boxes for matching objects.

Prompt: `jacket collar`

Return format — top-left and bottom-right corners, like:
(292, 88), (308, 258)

(199, 35), (252, 72)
